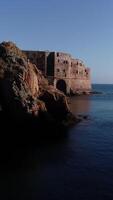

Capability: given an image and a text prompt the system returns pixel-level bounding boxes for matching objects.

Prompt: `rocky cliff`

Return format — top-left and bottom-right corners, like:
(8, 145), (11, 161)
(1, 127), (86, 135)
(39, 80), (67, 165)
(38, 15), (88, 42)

(0, 41), (82, 134)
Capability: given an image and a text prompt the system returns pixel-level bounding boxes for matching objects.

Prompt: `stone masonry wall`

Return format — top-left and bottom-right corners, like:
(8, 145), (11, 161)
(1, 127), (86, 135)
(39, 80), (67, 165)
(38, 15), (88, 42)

(23, 50), (91, 94)
(69, 59), (91, 93)
(24, 51), (47, 75)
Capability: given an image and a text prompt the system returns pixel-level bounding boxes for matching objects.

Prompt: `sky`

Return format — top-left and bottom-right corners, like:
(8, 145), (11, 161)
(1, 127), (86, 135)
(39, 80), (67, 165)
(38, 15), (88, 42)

(0, 0), (113, 83)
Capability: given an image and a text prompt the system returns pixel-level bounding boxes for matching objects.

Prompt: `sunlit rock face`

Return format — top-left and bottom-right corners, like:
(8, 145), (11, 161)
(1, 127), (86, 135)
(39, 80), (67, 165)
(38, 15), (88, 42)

(0, 41), (78, 130)
(0, 41), (46, 117)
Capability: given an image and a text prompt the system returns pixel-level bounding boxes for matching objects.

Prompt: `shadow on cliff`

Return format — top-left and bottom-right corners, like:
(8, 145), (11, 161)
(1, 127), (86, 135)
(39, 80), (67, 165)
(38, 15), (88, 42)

(0, 110), (69, 171)
(0, 119), (69, 200)
(0, 110), (70, 142)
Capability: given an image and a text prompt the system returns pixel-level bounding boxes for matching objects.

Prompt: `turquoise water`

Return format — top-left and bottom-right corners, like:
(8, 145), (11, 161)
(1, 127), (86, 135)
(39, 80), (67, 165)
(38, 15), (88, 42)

(1, 84), (113, 200)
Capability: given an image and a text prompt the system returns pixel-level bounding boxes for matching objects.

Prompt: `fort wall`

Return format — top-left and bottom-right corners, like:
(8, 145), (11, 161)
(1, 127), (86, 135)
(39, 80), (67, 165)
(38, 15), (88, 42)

(23, 50), (91, 94)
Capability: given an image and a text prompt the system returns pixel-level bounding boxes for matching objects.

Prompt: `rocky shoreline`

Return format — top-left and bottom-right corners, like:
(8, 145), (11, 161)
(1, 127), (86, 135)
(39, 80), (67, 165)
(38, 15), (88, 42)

(0, 41), (86, 138)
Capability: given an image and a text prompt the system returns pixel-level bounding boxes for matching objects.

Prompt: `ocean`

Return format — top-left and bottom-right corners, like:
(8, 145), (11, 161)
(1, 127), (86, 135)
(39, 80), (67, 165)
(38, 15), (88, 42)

(1, 84), (113, 200)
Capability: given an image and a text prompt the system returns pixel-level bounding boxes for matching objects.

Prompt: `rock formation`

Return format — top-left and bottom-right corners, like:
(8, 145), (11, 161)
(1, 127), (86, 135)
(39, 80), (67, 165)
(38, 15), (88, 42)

(0, 41), (82, 133)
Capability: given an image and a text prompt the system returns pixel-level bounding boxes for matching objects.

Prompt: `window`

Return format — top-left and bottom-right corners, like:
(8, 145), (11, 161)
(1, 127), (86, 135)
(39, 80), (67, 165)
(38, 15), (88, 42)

(63, 60), (68, 64)
(57, 68), (60, 72)
(57, 53), (59, 57)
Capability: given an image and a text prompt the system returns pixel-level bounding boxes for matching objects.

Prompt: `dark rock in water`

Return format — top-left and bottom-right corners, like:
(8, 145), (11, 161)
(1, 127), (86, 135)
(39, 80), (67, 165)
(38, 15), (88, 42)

(78, 114), (89, 119)
(0, 41), (81, 135)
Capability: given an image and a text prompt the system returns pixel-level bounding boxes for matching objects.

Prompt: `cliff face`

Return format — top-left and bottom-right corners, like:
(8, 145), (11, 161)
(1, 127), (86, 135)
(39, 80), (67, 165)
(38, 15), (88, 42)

(0, 41), (78, 130)
(0, 42), (45, 116)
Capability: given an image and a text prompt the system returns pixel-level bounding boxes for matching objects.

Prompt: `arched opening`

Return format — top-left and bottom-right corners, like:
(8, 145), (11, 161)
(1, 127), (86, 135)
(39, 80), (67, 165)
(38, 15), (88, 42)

(56, 79), (67, 94)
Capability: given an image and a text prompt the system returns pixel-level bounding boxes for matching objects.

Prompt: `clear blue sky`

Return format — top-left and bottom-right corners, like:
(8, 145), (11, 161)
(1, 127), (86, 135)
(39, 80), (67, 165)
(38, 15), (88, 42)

(0, 0), (113, 83)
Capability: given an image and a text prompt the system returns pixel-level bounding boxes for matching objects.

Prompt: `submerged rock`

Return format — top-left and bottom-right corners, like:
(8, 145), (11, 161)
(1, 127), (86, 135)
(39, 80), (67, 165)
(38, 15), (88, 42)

(0, 41), (79, 132)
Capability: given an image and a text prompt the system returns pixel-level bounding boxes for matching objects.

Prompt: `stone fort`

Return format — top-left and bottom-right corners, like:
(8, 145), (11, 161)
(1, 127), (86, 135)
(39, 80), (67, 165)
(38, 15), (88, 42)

(23, 50), (91, 95)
